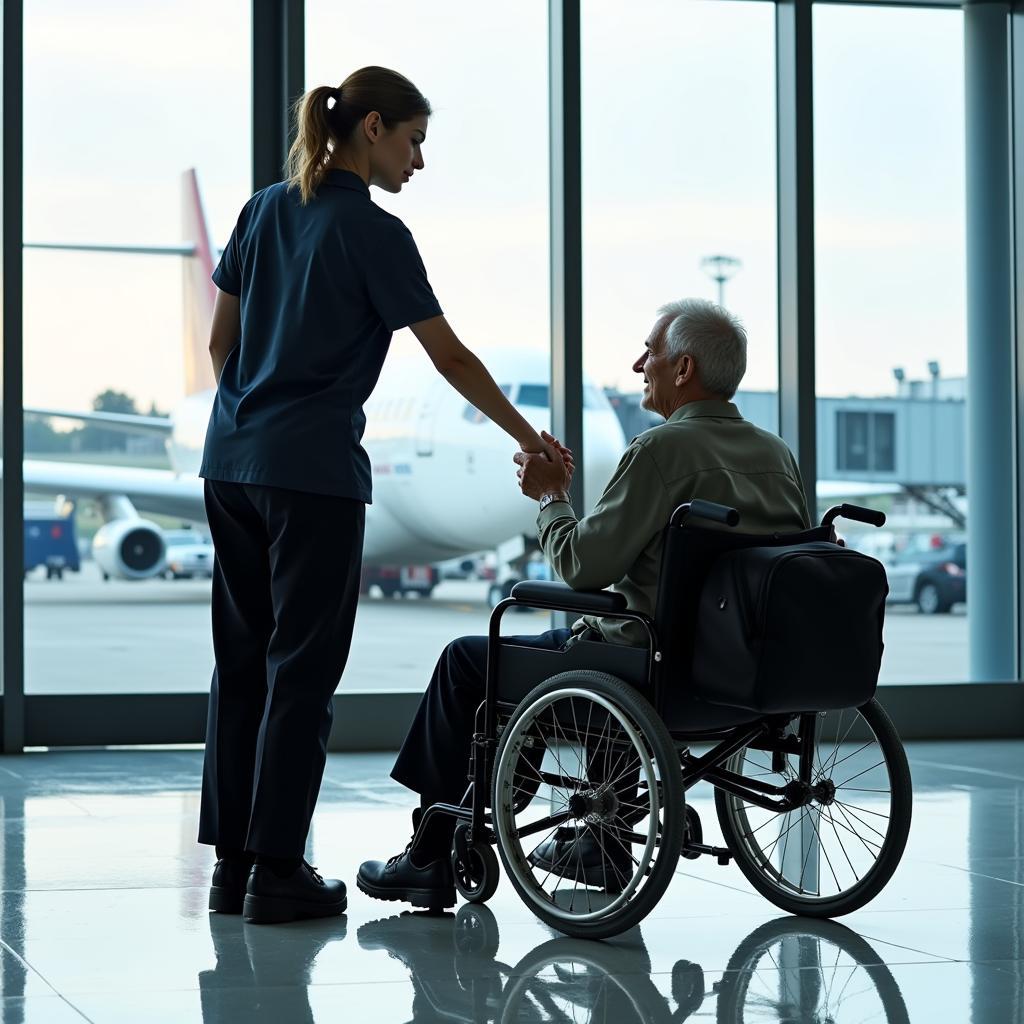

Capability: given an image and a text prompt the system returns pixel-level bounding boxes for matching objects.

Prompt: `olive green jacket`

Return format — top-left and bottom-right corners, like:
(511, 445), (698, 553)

(536, 400), (811, 647)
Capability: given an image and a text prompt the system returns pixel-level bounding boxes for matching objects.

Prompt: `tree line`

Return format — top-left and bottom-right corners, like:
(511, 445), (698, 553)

(25, 390), (167, 454)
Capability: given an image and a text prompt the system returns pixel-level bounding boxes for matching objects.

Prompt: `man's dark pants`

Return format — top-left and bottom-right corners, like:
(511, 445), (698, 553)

(198, 479), (365, 859)
(391, 629), (573, 803)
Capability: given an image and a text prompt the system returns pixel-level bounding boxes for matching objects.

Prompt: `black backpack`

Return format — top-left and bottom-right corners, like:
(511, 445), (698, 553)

(689, 541), (888, 714)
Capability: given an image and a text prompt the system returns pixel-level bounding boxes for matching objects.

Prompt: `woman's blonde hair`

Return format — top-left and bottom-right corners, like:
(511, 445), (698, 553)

(286, 66), (431, 204)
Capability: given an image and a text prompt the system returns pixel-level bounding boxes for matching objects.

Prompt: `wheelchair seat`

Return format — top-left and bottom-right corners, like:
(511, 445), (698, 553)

(496, 631), (763, 736)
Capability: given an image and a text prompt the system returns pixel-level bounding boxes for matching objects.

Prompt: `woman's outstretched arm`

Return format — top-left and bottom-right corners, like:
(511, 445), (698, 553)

(410, 315), (556, 456)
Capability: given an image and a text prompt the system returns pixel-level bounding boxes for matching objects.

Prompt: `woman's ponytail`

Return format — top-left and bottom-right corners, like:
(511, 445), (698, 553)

(286, 86), (338, 205)
(286, 67), (432, 205)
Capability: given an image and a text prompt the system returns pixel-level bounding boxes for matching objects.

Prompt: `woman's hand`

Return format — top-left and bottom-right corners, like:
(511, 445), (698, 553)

(518, 431), (559, 464)
(514, 429), (574, 501)
(540, 430), (574, 477)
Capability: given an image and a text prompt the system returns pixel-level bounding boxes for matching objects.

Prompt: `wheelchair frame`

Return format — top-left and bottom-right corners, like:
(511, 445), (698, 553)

(414, 501), (885, 872)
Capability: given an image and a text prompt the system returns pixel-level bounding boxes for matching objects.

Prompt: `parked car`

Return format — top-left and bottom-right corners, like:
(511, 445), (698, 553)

(163, 530), (214, 580)
(885, 542), (966, 614)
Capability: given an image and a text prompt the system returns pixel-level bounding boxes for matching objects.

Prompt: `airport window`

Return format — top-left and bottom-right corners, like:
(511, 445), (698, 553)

(22, 0), (251, 695)
(307, 2), (550, 693)
(814, 4), (967, 685)
(582, 0), (778, 511)
(836, 411), (895, 473)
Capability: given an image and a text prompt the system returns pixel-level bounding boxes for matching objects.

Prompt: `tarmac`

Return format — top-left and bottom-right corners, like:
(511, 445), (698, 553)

(23, 562), (966, 694)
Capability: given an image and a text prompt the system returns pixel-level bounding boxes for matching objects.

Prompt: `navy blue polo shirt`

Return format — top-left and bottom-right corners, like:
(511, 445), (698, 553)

(200, 169), (443, 502)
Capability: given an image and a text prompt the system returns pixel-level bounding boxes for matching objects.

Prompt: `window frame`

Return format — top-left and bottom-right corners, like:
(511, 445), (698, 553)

(1, 0), (1021, 752)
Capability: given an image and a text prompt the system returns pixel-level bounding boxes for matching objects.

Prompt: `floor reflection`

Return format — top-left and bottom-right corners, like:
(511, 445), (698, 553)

(187, 904), (911, 1024)
(0, 746), (1021, 1023)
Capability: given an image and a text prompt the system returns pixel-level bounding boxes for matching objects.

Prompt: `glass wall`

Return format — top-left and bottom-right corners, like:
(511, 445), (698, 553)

(305, 0), (552, 692)
(813, 4), (967, 684)
(22, 0), (251, 693)
(582, 0), (778, 487)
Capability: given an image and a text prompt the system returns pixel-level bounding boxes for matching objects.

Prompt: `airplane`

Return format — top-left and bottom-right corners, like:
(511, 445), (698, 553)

(23, 171), (626, 584)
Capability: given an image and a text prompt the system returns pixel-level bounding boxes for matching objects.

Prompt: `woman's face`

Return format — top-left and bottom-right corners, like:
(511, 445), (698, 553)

(369, 113), (428, 194)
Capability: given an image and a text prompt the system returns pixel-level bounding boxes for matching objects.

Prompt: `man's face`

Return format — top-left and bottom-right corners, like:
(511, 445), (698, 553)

(632, 317), (678, 418)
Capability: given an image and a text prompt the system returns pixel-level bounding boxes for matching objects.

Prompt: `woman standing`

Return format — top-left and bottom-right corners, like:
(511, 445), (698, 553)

(199, 66), (556, 925)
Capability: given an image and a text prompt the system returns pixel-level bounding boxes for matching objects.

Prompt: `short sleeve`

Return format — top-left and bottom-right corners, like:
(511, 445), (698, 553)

(212, 225), (242, 296)
(212, 192), (261, 296)
(364, 218), (443, 331)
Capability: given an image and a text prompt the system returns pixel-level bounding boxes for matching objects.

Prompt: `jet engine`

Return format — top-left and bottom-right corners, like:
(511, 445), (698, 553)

(92, 518), (167, 581)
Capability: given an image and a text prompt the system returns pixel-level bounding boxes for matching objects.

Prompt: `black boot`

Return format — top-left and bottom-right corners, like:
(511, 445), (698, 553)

(243, 860), (347, 925)
(528, 826), (635, 893)
(208, 853), (255, 914)
(357, 804), (456, 910)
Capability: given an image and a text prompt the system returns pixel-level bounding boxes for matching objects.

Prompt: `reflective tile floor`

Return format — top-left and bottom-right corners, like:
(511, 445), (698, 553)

(0, 740), (1021, 1022)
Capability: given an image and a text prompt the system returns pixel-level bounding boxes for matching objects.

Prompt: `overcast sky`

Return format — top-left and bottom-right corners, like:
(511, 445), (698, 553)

(22, 0), (965, 415)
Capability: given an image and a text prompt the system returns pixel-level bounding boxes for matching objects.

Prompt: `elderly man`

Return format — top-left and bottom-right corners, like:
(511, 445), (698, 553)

(357, 298), (810, 909)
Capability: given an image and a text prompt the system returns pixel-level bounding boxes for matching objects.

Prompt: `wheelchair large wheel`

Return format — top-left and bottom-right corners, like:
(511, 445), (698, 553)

(491, 671), (685, 940)
(715, 698), (912, 918)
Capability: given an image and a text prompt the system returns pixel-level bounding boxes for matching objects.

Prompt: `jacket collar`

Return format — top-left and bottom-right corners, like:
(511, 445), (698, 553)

(667, 399), (743, 424)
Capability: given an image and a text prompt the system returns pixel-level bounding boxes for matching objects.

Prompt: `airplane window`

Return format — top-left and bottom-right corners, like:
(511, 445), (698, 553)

(516, 384), (549, 408)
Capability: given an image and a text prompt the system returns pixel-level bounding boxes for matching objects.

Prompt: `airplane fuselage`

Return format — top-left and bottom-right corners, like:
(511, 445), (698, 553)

(165, 349), (625, 565)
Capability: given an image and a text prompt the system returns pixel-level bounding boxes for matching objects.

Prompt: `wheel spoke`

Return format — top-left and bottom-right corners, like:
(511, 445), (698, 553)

(821, 738), (875, 777)
(833, 759), (887, 791)
(826, 803), (883, 856)
(832, 799), (889, 842)
(826, 803), (861, 886)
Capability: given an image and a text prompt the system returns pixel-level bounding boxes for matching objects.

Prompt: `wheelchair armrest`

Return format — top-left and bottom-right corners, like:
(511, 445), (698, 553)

(510, 580), (627, 614)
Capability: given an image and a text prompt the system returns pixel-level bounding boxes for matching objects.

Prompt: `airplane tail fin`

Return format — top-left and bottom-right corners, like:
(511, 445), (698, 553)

(181, 169), (218, 395)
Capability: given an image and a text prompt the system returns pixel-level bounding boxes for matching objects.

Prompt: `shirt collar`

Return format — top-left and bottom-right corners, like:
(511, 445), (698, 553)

(321, 169), (370, 197)
(667, 399), (743, 424)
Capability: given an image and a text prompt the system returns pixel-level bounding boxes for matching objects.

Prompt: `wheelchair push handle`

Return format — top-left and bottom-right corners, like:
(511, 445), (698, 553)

(672, 499), (740, 528)
(822, 503), (886, 529)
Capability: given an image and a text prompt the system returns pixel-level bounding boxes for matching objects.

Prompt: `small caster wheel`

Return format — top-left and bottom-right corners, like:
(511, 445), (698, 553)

(451, 823), (500, 904)
(454, 904), (500, 958)
(681, 804), (703, 860)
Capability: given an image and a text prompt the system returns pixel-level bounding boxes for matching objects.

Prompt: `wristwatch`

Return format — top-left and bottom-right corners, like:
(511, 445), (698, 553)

(539, 492), (571, 513)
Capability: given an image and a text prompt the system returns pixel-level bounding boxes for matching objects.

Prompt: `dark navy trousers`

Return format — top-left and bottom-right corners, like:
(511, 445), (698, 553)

(390, 629), (574, 803)
(198, 479), (364, 858)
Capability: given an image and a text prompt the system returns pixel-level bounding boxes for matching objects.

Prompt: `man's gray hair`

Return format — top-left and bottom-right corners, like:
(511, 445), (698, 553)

(657, 298), (748, 400)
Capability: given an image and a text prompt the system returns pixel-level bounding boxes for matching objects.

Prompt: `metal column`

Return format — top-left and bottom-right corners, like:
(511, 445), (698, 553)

(776, 0), (817, 520)
(549, 0), (584, 512)
(2, 0), (25, 753)
(966, 4), (1016, 681)
(252, 0), (305, 193)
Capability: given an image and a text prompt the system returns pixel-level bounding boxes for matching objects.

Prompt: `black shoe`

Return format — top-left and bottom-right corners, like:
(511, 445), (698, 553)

(209, 856), (255, 914)
(243, 861), (347, 925)
(528, 827), (634, 893)
(357, 845), (456, 911)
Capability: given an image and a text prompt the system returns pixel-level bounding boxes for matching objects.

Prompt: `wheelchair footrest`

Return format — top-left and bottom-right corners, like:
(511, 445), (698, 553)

(681, 841), (733, 866)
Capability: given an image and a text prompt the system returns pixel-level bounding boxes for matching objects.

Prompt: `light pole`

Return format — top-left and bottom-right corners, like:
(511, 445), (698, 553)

(700, 254), (742, 308)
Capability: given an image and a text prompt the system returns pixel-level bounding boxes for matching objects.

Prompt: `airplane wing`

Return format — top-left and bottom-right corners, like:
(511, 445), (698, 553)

(23, 459), (205, 522)
(25, 407), (173, 438)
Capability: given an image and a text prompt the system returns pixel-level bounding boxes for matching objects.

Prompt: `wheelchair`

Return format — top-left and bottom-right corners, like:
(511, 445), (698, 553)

(413, 499), (912, 940)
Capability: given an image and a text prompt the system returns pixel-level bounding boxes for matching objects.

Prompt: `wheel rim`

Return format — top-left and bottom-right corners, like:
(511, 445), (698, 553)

(722, 707), (898, 905)
(919, 585), (939, 613)
(452, 845), (490, 897)
(493, 687), (661, 924)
